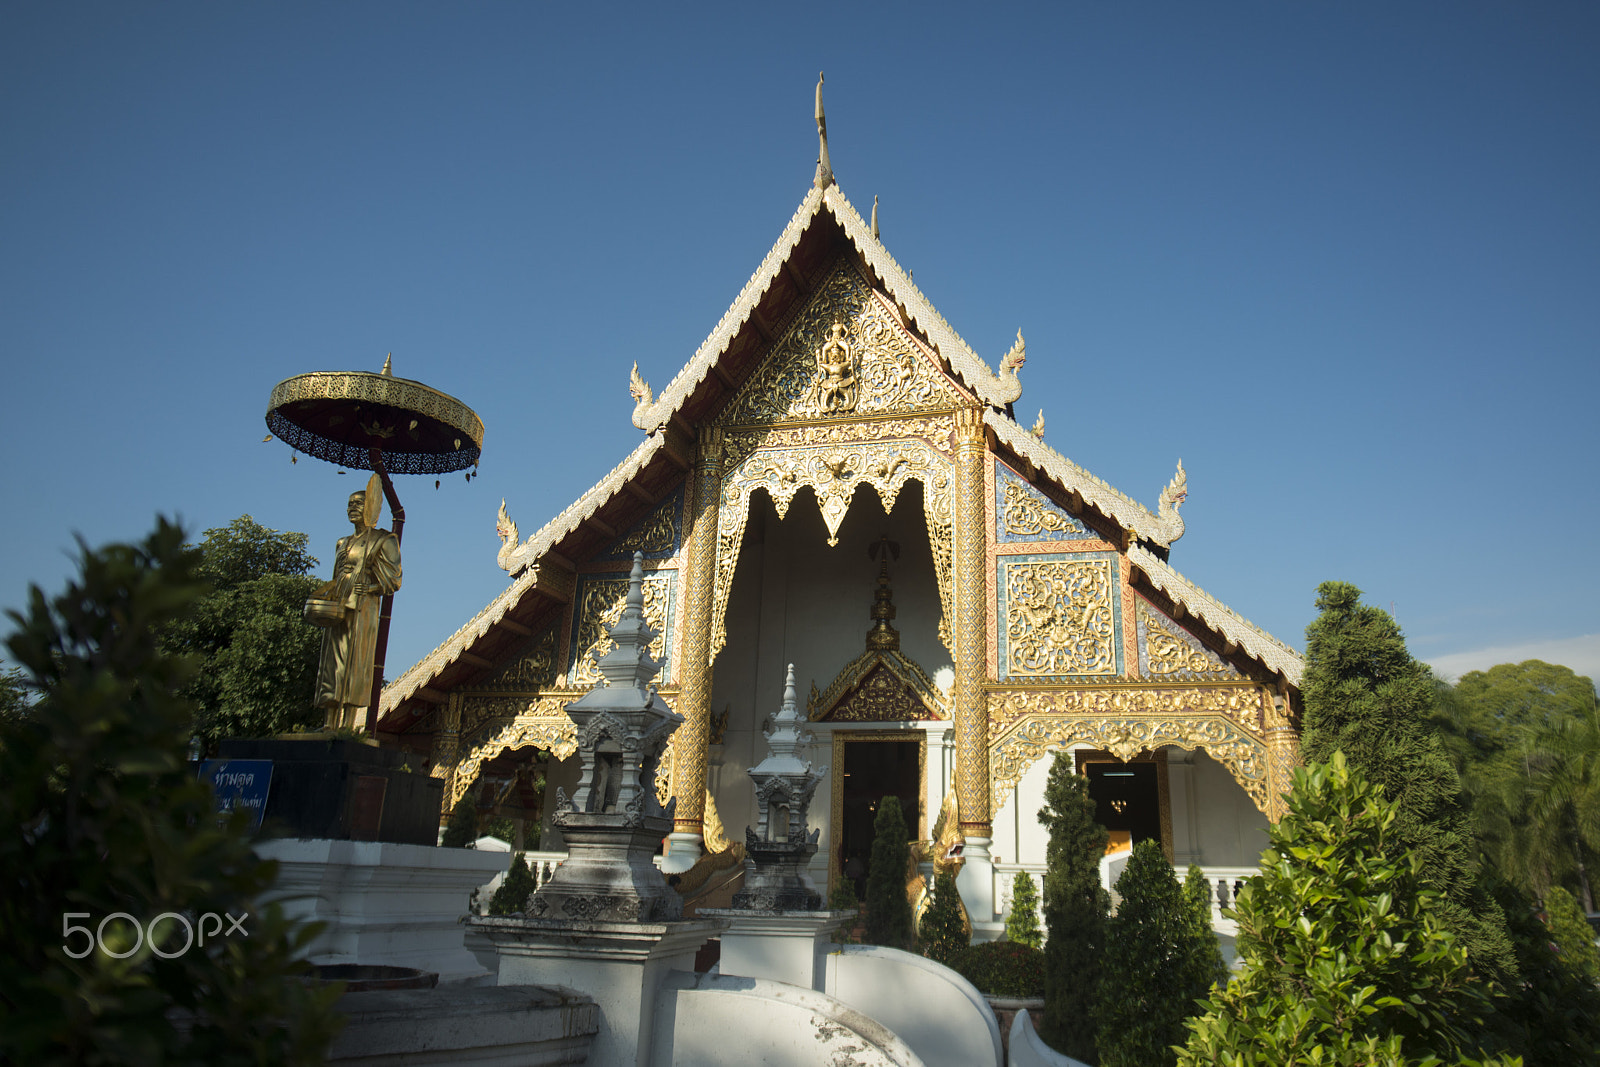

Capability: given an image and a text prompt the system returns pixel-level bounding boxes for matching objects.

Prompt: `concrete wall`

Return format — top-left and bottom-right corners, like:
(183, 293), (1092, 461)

(328, 985), (597, 1066)
(825, 945), (1002, 1067)
(1007, 1010), (1089, 1067)
(651, 972), (924, 1067)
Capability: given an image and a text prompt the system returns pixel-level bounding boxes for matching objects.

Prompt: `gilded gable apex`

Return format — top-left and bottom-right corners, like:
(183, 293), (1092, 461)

(715, 256), (963, 427)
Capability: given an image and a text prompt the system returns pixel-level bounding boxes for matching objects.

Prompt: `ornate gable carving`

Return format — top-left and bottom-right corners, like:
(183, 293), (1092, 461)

(810, 660), (944, 722)
(1135, 598), (1239, 680)
(473, 623), (561, 693)
(994, 460), (1104, 543)
(716, 258), (962, 427)
(598, 482), (685, 562)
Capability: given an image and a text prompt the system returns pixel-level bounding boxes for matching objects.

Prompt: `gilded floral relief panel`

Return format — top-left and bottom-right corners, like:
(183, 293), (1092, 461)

(596, 482), (685, 563)
(471, 622), (562, 693)
(993, 460), (1103, 544)
(996, 552), (1123, 681)
(568, 570), (675, 686)
(1134, 597), (1240, 681)
(715, 258), (962, 427)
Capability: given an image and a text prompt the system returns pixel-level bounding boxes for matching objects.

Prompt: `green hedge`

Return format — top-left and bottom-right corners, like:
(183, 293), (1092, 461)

(954, 939), (1046, 998)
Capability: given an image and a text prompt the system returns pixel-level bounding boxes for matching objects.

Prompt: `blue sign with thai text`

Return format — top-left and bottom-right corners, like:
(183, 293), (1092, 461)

(200, 759), (273, 830)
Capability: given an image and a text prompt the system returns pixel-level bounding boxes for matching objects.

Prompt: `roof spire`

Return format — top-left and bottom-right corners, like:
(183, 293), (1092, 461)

(814, 72), (834, 188)
(871, 195), (879, 239)
(380, 352), (392, 376)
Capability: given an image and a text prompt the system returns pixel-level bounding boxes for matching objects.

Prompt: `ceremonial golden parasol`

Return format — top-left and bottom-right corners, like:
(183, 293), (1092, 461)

(266, 355), (483, 734)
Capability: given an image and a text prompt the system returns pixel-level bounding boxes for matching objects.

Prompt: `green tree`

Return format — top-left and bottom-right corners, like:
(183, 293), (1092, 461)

(1038, 752), (1110, 1062)
(0, 663), (30, 724)
(1544, 885), (1600, 985)
(1177, 753), (1509, 1067)
(1005, 870), (1044, 950)
(917, 868), (969, 966)
(1300, 581), (1517, 988)
(1480, 876), (1600, 1065)
(1182, 864), (1228, 997)
(0, 519), (342, 1065)
(1096, 841), (1206, 1067)
(1437, 661), (1600, 909)
(159, 516), (322, 750)
(489, 854), (537, 916)
(864, 795), (913, 950)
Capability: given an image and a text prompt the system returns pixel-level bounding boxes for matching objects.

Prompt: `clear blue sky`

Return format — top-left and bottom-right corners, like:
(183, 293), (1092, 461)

(3, 3), (1596, 685)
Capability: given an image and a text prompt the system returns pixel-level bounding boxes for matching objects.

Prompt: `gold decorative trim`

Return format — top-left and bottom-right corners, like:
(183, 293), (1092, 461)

(828, 728), (928, 894)
(808, 654), (949, 722)
(990, 714), (1270, 819)
(987, 685), (1266, 743)
(267, 370), (484, 448)
(1136, 598), (1238, 679)
(449, 715), (579, 810)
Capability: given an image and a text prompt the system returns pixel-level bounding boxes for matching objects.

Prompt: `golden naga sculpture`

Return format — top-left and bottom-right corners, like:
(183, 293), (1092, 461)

(910, 789), (969, 935)
(304, 476), (403, 729)
(495, 498), (520, 572)
(1151, 459), (1188, 546)
(628, 361), (660, 431)
(972, 329), (1027, 406)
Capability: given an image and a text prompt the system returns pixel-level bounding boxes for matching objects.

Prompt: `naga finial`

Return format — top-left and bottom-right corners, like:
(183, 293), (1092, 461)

(1150, 459), (1188, 547)
(1000, 329), (1027, 374)
(1030, 410), (1045, 438)
(495, 498), (522, 572)
(814, 72), (834, 188)
(628, 361), (659, 431)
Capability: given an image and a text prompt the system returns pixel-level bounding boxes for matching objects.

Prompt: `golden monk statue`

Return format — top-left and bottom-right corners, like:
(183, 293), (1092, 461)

(305, 479), (402, 729)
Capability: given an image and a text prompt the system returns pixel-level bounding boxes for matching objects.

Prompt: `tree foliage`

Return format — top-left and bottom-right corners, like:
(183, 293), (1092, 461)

(440, 789), (480, 849)
(1006, 870), (1044, 950)
(1480, 876), (1600, 1065)
(1300, 580), (1517, 988)
(1182, 864), (1228, 998)
(159, 516), (322, 750)
(864, 795), (914, 951)
(917, 868), (969, 966)
(1177, 753), (1511, 1067)
(1437, 660), (1600, 910)
(1038, 753), (1110, 1062)
(0, 519), (342, 1065)
(1543, 885), (1600, 985)
(489, 854), (537, 916)
(1096, 841), (1212, 1067)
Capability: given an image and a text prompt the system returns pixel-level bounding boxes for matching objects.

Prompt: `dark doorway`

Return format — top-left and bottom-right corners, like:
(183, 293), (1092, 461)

(1077, 753), (1162, 851)
(838, 739), (921, 900)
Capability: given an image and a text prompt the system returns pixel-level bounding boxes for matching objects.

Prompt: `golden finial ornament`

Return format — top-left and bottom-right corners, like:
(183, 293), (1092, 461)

(871, 195), (879, 239)
(814, 72), (834, 188)
(1031, 410), (1046, 438)
(380, 353), (392, 376)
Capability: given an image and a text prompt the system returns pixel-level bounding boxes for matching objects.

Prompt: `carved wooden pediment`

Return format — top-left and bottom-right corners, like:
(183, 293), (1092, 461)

(808, 652), (947, 723)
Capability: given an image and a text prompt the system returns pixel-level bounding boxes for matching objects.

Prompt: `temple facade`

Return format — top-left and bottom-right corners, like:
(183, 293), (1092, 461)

(378, 127), (1304, 930)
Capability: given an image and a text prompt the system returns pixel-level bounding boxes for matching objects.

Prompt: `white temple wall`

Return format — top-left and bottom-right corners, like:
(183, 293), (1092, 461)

(989, 745), (1269, 870)
(710, 482), (950, 850)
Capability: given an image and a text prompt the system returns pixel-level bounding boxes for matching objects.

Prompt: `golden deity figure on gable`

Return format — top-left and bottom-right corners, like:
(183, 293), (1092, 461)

(809, 320), (858, 413)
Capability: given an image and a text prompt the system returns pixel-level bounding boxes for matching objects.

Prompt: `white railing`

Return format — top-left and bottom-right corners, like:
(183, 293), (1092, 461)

(993, 861), (1257, 937)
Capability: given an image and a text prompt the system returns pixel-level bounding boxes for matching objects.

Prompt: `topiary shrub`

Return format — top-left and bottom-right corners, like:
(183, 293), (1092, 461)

(1038, 753), (1109, 1062)
(1006, 870), (1044, 950)
(955, 939), (1046, 998)
(864, 795), (913, 951)
(917, 868), (969, 966)
(489, 853), (536, 916)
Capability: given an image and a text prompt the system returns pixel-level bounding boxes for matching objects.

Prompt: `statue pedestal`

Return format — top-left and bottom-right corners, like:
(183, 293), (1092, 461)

(699, 909), (854, 992)
(218, 738), (443, 846)
(662, 831), (704, 873)
(957, 835), (1001, 936)
(473, 916), (722, 1067)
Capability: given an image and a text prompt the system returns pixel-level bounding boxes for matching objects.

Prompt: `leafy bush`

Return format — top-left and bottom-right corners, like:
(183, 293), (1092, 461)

(1095, 841), (1208, 1067)
(1176, 753), (1511, 1067)
(0, 519), (342, 1065)
(1544, 885), (1600, 985)
(864, 795), (913, 950)
(1038, 753), (1109, 1062)
(955, 939), (1046, 998)
(1006, 870), (1043, 949)
(440, 789), (479, 848)
(918, 868), (969, 966)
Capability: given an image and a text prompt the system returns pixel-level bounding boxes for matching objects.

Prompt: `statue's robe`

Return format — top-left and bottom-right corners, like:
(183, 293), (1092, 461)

(315, 526), (402, 710)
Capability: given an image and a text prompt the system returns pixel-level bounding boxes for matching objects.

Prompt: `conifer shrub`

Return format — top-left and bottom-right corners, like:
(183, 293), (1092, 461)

(917, 868), (969, 966)
(440, 788), (479, 848)
(1176, 753), (1512, 1067)
(1095, 841), (1204, 1067)
(955, 939), (1046, 998)
(864, 795), (913, 950)
(489, 853), (536, 916)
(1301, 581), (1516, 988)
(0, 520), (343, 1065)
(1182, 863), (1228, 994)
(1005, 870), (1044, 949)
(1037, 752), (1109, 1062)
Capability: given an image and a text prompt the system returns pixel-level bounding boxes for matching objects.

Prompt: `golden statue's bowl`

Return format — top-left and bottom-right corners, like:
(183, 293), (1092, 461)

(304, 598), (344, 627)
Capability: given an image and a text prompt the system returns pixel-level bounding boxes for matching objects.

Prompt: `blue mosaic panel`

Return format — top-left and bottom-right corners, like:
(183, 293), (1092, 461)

(996, 552), (1123, 681)
(598, 482), (685, 562)
(568, 569), (676, 686)
(994, 461), (1098, 544)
